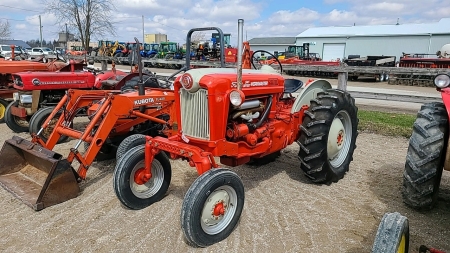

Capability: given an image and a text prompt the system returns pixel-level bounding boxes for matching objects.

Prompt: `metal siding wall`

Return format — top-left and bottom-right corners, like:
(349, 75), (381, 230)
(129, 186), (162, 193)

(296, 35), (450, 60)
(430, 35), (450, 55)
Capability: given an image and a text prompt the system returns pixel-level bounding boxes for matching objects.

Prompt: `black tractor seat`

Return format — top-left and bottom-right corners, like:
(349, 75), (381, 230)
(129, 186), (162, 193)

(284, 78), (303, 93)
(101, 79), (120, 87)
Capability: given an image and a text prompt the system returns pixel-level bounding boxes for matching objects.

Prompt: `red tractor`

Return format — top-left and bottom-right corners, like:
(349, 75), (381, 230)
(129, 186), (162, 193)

(402, 73), (450, 210)
(112, 22), (359, 247)
(4, 61), (129, 133)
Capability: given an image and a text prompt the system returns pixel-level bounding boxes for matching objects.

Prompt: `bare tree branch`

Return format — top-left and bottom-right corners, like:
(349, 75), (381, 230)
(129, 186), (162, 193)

(0, 20), (11, 41)
(44, 0), (116, 50)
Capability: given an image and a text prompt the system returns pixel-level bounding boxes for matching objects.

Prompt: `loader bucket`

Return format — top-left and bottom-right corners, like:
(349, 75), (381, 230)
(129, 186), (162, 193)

(0, 136), (80, 211)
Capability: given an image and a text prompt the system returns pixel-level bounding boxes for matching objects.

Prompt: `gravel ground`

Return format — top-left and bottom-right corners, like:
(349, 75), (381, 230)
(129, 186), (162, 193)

(0, 121), (449, 252)
(0, 68), (448, 252)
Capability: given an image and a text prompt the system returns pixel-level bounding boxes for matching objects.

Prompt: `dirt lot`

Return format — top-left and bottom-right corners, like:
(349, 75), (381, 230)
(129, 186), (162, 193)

(0, 120), (450, 252)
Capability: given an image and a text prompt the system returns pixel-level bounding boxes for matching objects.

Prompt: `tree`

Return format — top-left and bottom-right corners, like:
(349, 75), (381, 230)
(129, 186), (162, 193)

(44, 0), (116, 50)
(0, 20), (11, 41)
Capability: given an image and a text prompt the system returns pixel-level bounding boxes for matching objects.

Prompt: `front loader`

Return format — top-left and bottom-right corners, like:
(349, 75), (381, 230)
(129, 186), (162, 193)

(0, 38), (180, 211)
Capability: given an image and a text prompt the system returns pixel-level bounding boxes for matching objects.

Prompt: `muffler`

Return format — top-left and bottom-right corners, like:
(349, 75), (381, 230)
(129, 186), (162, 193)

(0, 136), (79, 211)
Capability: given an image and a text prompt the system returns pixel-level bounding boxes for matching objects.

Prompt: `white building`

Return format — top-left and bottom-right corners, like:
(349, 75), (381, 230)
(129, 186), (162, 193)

(296, 18), (450, 61)
(247, 37), (296, 57)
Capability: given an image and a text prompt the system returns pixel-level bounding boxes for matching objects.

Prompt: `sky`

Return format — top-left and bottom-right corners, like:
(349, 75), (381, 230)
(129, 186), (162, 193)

(1, 0), (449, 46)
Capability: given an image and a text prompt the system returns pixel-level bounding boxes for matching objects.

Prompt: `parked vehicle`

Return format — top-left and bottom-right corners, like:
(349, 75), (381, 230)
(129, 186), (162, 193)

(403, 73), (450, 210)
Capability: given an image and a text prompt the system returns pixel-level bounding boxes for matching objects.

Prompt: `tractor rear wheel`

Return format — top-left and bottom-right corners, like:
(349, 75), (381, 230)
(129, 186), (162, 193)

(4, 101), (30, 133)
(297, 89), (358, 184)
(0, 98), (10, 124)
(181, 168), (244, 247)
(402, 102), (448, 210)
(372, 212), (409, 253)
(29, 107), (69, 144)
(113, 144), (171, 210)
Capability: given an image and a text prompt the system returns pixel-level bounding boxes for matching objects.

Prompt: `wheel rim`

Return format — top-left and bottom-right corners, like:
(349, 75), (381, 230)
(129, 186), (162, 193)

(129, 160), (164, 199)
(0, 103), (5, 119)
(327, 110), (352, 168)
(200, 185), (238, 235)
(14, 115), (29, 127)
(397, 234), (406, 253)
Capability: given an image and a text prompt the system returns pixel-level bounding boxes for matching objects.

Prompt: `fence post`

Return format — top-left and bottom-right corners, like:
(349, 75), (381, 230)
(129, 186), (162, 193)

(337, 72), (348, 91)
(101, 59), (107, 71)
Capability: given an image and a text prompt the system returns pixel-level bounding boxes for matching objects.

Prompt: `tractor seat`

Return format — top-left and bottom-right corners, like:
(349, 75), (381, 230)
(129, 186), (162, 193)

(101, 79), (120, 87)
(284, 79), (303, 93)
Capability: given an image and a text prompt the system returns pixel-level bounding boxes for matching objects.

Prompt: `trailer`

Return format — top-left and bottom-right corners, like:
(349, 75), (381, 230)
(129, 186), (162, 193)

(344, 55), (396, 82)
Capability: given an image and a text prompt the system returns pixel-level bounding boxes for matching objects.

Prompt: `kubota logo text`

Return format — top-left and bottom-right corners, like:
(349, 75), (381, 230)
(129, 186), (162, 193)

(134, 98), (154, 106)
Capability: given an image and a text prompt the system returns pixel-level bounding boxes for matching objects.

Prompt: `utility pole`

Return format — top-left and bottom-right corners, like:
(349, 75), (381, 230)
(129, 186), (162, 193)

(65, 23), (68, 52)
(39, 15), (43, 47)
(142, 15), (145, 44)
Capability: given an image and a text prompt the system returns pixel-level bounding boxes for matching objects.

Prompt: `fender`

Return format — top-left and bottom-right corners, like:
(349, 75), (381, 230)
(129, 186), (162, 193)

(440, 90), (450, 171)
(290, 79), (332, 113)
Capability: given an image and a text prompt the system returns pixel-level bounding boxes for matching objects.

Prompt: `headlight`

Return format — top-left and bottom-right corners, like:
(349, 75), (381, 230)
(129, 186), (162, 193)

(434, 74), (450, 88)
(19, 95), (32, 104)
(180, 73), (193, 89)
(229, 89), (245, 106)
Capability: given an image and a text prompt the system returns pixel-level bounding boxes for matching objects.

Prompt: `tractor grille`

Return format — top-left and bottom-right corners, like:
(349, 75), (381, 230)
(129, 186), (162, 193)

(180, 88), (210, 140)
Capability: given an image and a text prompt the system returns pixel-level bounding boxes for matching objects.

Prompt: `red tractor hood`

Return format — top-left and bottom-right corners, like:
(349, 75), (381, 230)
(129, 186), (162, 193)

(12, 70), (128, 90)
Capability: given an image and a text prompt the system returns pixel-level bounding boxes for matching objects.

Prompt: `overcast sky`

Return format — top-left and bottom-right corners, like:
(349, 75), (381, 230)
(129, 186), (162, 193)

(1, 0), (449, 45)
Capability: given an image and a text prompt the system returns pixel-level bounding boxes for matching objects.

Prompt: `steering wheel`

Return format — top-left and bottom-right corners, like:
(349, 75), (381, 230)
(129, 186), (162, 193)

(251, 50), (283, 74)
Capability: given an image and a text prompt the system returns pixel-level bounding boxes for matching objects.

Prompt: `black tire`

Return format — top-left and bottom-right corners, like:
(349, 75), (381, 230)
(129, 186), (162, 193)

(181, 168), (245, 247)
(4, 101), (29, 133)
(0, 98), (10, 124)
(372, 212), (409, 253)
(29, 107), (69, 144)
(402, 102), (448, 210)
(116, 134), (146, 161)
(113, 145), (171, 210)
(297, 89), (358, 183)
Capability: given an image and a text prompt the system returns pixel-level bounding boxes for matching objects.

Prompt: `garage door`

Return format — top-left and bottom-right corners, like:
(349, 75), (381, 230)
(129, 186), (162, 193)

(322, 43), (345, 61)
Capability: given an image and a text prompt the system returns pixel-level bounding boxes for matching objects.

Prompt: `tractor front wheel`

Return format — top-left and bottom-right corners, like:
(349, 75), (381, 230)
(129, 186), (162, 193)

(4, 101), (30, 133)
(372, 212), (409, 253)
(403, 102), (448, 210)
(0, 98), (10, 123)
(297, 89), (358, 183)
(181, 169), (244, 247)
(116, 134), (146, 161)
(29, 107), (70, 144)
(113, 145), (171, 210)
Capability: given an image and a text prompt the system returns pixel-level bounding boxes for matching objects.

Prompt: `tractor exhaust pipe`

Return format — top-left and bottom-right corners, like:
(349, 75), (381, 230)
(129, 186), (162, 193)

(237, 19), (244, 90)
(134, 37), (146, 113)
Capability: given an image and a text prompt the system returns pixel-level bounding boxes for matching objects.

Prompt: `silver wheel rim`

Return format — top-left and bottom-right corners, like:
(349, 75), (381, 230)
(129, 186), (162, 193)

(327, 110), (352, 168)
(200, 185), (238, 235)
(129, 160), (164, 199)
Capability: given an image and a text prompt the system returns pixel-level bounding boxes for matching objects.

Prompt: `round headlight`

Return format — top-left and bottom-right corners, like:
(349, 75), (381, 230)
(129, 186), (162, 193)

(434, 74), (450, 88)
(230, 90), (245, 106)
(180, 73), (193, 89)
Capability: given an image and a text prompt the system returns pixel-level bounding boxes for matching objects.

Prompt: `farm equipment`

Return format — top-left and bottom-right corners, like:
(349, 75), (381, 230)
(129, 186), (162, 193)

(0, 52), (68, 123)
(389, 44), (450, 86)
(402, 73), (450, 210)
(113, 20), (358, 247)
(344, 55), (396, 81)
(4, 60), (127, 133)
(67, 46), (88, 56)
(0, 38), (179, 210)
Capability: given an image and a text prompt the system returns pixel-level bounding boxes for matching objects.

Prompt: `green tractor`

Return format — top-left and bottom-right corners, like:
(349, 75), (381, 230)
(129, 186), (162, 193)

(156, 42), (184, 69)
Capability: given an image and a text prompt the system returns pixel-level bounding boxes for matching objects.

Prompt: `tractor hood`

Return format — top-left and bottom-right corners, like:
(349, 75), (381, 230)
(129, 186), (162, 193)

(0, 60), (50, 74)
(12, 71), (96, 90)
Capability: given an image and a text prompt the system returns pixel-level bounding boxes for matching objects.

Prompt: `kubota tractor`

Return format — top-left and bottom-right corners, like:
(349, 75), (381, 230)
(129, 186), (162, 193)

(0, 38), (179, 210)
(112, 21), (359, 247)
(402, 73), (450, 210)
